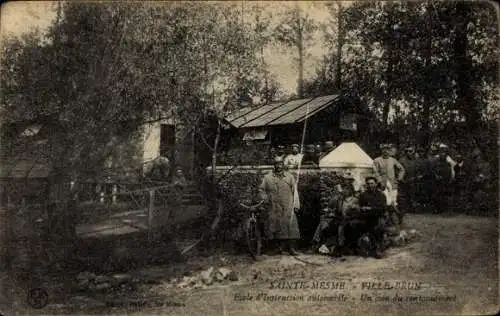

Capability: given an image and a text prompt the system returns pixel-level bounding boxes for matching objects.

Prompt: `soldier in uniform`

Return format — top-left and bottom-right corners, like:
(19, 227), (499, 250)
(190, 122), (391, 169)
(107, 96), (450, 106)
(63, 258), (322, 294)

(373, 144), (405, 226)
(319, 141), (336, 160)
(399, 146), (418, 211)
(259, 156), (301, 255)
(284, 144), (303, 169)
(312, 175), (344, 254)
(275, 145), (286, 161)
(358, 176), (388, 258)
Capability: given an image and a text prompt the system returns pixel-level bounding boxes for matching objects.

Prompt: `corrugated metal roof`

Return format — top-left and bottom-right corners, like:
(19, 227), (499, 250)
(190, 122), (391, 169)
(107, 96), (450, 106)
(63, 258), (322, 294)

(229, 101), (287, 128)
(240, 98), (314, 128)
(271, 95), (340, 125)
(225, 95), (340, 128)
(225, 107), (255, 122)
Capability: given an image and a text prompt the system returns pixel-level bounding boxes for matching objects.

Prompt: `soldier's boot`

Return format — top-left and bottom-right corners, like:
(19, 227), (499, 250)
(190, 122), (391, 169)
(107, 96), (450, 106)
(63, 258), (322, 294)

(288, 240), (300, 256)
(357, 234), (371, 258)
(278, 241), (287, 255)
(373, 243), (386, 259)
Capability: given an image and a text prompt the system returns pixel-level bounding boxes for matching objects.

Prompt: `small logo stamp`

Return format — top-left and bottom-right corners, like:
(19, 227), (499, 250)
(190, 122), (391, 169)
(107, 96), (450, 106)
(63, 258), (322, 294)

(27, 288), (49, 309)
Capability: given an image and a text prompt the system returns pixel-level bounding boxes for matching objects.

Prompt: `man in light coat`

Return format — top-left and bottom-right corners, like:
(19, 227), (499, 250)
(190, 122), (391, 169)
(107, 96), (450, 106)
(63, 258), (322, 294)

(373, 144), (405, 226)
(259, 156), (301, 255)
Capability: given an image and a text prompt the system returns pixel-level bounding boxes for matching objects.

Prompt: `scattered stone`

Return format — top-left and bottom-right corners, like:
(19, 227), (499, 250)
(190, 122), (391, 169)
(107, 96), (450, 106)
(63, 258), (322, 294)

(227, 271), (239, 281)
(318, 244), (330, 254)
(391, 231), (407, 247)
(200, 267), (215, 285)
(177, 276), (197, 288)
(407, 229), (421, 241)
(214, 267), (231, 282)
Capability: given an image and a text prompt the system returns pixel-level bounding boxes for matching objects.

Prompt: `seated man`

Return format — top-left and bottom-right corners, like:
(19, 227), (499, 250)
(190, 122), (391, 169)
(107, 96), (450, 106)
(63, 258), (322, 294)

(312, 182), (343, 254)
(357, 176), (388, 258)
(332, 177), (361, 257)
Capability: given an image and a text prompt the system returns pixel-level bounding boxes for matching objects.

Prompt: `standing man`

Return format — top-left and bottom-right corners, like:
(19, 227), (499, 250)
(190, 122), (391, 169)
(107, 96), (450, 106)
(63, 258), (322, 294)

(319, 141), (336, 160)
(430, 145), (454, 212)
(399, 146), (418, 211)
(373, 144), (405, 226)
(275, 145), (286, 161)
(302, 144), (318, 165)
(467, 147), (491, 211)
(441, 143), (457, 181)
(268, 147), (277, 164)
(284, 144), (303, 169)
(259, 156), (301, 255)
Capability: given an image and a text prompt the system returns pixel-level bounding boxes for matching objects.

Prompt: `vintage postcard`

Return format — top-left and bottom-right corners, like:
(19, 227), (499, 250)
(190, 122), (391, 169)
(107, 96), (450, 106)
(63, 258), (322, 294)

(0, 1), (498, 315)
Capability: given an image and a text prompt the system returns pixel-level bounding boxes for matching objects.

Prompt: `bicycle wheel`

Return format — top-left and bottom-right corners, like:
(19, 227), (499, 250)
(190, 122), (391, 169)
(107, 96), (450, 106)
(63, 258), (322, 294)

(245, 217), (262, 259)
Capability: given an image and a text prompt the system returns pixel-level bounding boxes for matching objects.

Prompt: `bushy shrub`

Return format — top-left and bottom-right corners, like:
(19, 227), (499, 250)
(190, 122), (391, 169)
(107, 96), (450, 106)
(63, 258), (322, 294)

(211, 169), (350, 244)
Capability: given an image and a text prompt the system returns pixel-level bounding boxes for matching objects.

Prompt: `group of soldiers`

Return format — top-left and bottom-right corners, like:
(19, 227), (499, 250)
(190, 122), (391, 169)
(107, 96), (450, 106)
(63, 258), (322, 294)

(255, 141), (493, 260)
(394, 142), (492, 213)
(269, 141), (337, 168)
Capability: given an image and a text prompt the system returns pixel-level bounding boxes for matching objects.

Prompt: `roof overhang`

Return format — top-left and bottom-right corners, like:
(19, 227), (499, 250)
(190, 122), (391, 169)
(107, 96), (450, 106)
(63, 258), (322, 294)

(224, 94), (341, 129)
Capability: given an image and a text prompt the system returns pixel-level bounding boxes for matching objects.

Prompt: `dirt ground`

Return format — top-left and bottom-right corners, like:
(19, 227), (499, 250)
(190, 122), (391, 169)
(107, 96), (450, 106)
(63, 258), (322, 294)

(0, 213), (498, 316)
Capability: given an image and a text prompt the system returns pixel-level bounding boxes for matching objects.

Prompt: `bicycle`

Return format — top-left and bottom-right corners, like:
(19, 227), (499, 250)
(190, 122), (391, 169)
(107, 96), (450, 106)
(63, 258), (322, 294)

(238, 201), (264, 260)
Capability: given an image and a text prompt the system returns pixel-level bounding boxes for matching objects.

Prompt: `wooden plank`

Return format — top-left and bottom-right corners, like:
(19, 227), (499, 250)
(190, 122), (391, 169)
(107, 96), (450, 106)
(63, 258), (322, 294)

(148, 189), (155, 241)
(122, 219), (148, 230)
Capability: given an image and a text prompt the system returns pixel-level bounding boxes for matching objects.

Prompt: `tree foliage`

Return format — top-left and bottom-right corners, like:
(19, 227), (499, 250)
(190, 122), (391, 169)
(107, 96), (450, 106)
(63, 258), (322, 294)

(273, 5), (318, 98)
(312, 1), (498, 146)
(0, 2), (282, 181)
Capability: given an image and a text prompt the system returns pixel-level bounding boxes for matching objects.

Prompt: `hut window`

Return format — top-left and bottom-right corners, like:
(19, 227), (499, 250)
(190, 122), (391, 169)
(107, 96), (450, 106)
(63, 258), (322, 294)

(340, 113), (358, 131)
(242, 129), (268, 141)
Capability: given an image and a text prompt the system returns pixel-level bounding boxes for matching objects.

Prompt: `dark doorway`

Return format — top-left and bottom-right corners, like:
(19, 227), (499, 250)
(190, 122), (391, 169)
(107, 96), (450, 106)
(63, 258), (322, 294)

(160, 124), (175, 161)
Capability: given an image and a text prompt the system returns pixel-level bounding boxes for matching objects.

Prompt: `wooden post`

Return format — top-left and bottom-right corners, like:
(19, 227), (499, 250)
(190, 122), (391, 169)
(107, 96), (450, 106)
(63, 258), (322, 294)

(148, 189), (155, 241)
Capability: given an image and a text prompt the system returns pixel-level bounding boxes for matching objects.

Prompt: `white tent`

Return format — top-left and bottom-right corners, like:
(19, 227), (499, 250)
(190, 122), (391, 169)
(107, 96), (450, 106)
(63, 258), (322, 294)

(319, 142), (374, 168)
(319, 142), (375, 191)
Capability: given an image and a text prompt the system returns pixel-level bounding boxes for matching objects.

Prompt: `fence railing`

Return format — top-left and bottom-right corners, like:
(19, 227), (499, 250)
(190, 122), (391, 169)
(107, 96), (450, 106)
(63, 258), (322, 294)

(76, 180), (172, 205)
(75, 181), (179, 241)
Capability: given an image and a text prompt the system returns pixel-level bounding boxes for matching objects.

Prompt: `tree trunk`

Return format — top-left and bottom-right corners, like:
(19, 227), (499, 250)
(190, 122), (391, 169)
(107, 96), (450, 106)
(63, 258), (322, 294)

(454, 3), (478, 129)
(211, 119), (221, 182)
(382, 55), (393, 127)
(335, 3), (343, 91)
(382, 13), (394, 127)
(421, 3), (433, 148)
(298, 41), (304, 98)
(262, 45), (269, 103)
